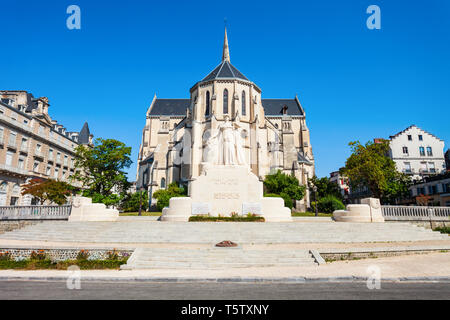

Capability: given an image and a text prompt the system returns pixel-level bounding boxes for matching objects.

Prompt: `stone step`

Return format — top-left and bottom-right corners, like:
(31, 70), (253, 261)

(122, 248), (317, 270)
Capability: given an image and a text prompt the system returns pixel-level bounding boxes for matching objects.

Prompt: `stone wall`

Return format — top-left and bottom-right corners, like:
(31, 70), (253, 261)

(0, 248), (133, 261)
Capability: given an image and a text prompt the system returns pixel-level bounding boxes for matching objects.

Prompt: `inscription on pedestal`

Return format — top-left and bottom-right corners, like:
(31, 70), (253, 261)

(242, 202), (262, 215)
(191, 202), (211, 215)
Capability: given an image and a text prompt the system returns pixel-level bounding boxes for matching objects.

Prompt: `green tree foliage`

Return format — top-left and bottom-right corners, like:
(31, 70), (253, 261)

(341, 140), (411, 204)
(152, 182), (187, 211)
(72, 138), (132, 206)
(120, 191), (149, 212)
(21, 178), (73, 205)
(308, 176), (343, 201)
(263, 170), (306, 208)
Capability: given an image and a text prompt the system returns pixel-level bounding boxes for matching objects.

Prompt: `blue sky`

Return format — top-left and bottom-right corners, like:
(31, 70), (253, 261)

(1, 0), (449, 180)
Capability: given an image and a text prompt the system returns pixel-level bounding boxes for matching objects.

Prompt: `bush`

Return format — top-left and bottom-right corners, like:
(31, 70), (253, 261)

(76, 249), (90, 261)
(263, 170), (306, 201)
(152, 182), (187, 211)
(317, 195), (345, 213)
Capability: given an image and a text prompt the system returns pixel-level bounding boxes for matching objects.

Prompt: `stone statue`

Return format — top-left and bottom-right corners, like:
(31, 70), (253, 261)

(202, 116), (246, 166)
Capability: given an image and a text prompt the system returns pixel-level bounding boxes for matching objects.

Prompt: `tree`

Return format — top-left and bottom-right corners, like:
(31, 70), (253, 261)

(72, 138), (132, 205)
(120, 191), (149, 212)
(308, 176), (343, 201)
(152, 182), (187, 212)
(263, 170), (306, 208)
(341, 140), (411, 204)
(21, 178), (73, 205)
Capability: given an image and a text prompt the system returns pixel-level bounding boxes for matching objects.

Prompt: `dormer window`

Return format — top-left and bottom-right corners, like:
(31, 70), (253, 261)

(282, 105), (288, 115)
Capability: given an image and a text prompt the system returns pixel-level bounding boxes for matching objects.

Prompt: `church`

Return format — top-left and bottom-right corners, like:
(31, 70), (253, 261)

(137, 29), (315, 210)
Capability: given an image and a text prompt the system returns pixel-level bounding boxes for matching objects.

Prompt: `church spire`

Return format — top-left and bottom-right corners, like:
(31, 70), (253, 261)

(222, 27), (230, 63)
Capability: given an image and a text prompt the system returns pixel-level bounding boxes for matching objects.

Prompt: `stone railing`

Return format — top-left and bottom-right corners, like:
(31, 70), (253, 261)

(0, 205), (72, 220)
(382, 205), (450, 221)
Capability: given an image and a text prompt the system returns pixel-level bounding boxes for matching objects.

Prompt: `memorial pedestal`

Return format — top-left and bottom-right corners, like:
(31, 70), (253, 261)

(160, 165), (292, 222)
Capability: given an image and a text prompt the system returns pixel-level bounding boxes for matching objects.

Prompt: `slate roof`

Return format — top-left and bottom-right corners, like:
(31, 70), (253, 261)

(149, 98), (303, 116)
(202, 61), (249, 82)
(79, 122), (91, 144)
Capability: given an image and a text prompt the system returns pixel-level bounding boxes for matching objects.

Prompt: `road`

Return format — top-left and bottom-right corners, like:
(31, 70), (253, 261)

(0, 280), (449, 300)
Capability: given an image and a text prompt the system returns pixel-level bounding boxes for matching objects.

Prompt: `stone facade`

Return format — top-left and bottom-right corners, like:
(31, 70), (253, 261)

(0, 90), (93, 206)
(137, 29), (315, 209)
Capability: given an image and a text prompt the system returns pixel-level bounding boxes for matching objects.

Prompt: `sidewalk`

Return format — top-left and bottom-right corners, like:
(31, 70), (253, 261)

(1, 251), (449, 283)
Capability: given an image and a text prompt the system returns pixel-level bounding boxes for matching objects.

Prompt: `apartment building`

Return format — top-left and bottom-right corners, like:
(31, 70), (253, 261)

(0, 90), (93, 205)
(388, 125), (446, 180)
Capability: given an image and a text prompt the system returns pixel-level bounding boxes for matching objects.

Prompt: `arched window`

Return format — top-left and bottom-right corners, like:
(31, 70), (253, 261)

(205, 91), (210, 116)
(160, 178), (166, 189)
(0, 182), (7, 193)
(241, 91), (246, 116)
(223, 89), (228, 114)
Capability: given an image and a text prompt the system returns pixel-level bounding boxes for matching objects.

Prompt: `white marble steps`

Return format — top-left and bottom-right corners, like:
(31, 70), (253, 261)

(120, 248), (317, 270)
(0, 221), (447, 244)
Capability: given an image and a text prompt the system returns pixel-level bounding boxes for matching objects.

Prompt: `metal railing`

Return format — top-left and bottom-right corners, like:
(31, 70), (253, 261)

(382, 205), (450, 221)
(0, 205), (72, 220)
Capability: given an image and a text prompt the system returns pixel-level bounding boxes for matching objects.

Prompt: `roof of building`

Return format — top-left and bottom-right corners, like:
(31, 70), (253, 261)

(389, 124), (444, 142)
(148, 98), (304, 116)
(202, 61), (249, 82)
(78, 122), (91, 144)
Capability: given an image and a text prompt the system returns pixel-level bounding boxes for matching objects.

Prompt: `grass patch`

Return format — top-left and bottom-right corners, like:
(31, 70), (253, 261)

(189, 214), (265, 222)
(291, 212), (332, 217)
(433, 227), (450, 235)
(0, 258), (128, 270)
(119, 212), (162, 216)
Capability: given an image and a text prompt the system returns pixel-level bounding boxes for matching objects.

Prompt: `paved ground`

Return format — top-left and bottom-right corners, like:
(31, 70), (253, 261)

(0, 220), (447, 243)
(1, 280), (449, 300)
(1, 252), (449, 281)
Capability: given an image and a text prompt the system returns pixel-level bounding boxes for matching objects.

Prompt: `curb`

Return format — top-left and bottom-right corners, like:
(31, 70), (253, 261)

(1, 275), (449, 283)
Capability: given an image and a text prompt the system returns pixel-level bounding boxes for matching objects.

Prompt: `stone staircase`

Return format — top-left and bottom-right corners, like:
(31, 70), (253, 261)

(121, 247), (318, 270)
(0, 221), (447, 244)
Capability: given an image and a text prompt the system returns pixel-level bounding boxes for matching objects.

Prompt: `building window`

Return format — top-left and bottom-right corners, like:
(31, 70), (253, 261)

(160, 178), (166, 189)
(10, 197), (18, 206)
(429, 162), (435, 173)
(426, 147), (433, 156)
(18, 157), (25, 169)
(21, 138), (28, 151)
(418, 135), (423, 141)
(54, 168), (59, 179)
(419, 147), (425, 156)
(402, 147), (408, 154)
(33, 161), (40, 172)
(8, 132), (17, 147)
(205, 91), (210, 116)
(242, 91), (246, 116)
(64, 155), (68, 166)
(46, 167), (51, 176)
(49, 149), (53, 160)
(404, 162), (411, 173)
(5, 151), (13, 166)
(408, 135), (412, 141)
(223, 89), (228, 114)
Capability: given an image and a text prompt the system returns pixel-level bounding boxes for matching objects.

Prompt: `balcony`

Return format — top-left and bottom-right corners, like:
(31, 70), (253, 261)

(0, 163), (28, 176)
(34, 150), (44, 159)
(7, 140), (17, 150)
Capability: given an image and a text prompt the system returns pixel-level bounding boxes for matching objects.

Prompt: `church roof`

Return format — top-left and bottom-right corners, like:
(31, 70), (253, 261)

(148, 98), (303, 116)
(202, 61), (249, 82)
(200, 27), (249, 82)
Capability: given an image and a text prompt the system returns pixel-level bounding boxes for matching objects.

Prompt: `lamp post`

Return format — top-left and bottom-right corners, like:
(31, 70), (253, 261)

(313, 185), (318, 217)
(138, 188), (143, 216)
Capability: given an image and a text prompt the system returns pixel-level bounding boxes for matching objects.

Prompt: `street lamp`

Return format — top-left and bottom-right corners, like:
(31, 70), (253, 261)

(138, 187), (143, 216)
(313, 186), (318, 217)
